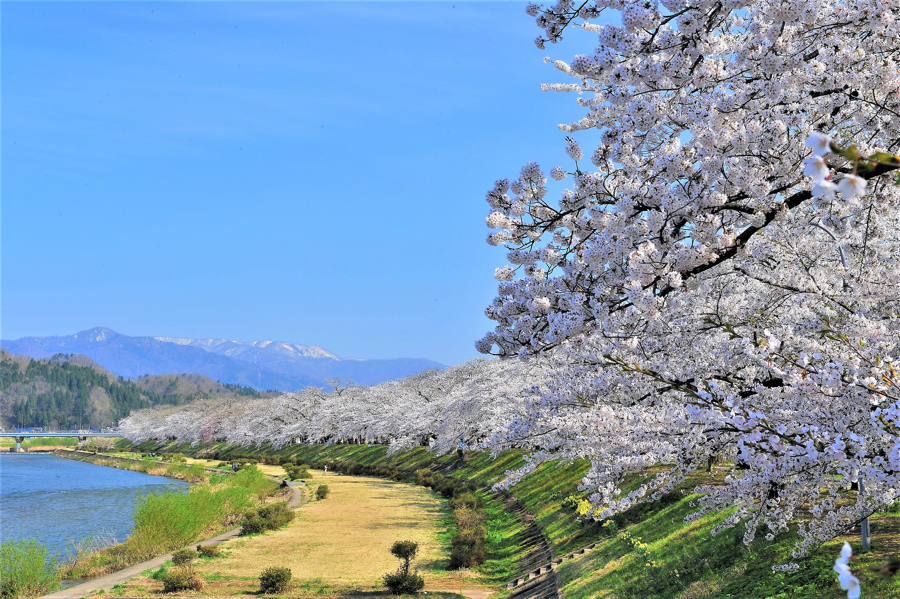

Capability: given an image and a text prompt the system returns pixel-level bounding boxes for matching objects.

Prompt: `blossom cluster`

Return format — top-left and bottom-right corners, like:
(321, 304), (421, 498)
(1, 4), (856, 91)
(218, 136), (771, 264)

(834, 542), (861, 599)
(480, 0), (900, 558)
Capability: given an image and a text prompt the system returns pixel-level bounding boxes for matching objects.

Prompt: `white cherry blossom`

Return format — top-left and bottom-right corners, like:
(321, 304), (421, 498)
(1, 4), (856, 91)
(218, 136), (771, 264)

(803, 156), (830, 183)
(479, 0), (900, 559)
(806, 132), (833, 158)
(837, 175), (867, 199)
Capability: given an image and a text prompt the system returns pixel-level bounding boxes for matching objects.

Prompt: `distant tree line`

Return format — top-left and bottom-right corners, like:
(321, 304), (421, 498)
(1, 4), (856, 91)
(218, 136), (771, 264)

(1, 354), (264, 430)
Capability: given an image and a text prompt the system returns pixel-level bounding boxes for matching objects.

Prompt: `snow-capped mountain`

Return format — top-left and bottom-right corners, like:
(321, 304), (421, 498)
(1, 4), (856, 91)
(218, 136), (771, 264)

(2, 328), (444, 391)
(154, 337), (340, 360)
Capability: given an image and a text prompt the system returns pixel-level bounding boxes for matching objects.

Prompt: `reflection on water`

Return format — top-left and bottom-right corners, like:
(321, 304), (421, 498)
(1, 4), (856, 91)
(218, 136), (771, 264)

(0, 454), (188, 560)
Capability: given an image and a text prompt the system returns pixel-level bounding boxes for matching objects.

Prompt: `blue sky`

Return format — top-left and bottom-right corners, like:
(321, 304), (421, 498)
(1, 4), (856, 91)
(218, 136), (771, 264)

(2, 1), (609, 365)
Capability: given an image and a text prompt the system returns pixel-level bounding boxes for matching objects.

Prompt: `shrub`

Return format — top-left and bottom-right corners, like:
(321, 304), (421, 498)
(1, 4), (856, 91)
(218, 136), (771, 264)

(171, 548), (197, 566)
(241, 516), (266, 535)
(316, 484), (330, 500)
(259, 566), (292, 593)
(284, 465), (311, 480)
(162, 566), (204, 592)
(383, 569), (425, 594)
(0, 539), (61, 598)
(196, 545), (221, 558)
(449, 492), (482, 511)
(453, 508), (484, 531)
(449, 531), (486, 569)
(241, 502), (295, 535)
(383, 541), (425, 595)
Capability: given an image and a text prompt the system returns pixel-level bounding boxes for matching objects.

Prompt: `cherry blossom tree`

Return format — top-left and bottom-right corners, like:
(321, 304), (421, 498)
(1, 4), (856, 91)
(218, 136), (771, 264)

(478, 0), (900, 557)
(118, 358), (549, 455)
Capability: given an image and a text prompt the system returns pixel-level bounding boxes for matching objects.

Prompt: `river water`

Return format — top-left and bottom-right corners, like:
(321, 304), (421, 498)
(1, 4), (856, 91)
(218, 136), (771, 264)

(0, 454), (189, 560)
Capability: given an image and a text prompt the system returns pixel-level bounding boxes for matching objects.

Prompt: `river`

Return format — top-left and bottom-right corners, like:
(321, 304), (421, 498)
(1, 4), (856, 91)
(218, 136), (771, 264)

(0, 453), (189, 560)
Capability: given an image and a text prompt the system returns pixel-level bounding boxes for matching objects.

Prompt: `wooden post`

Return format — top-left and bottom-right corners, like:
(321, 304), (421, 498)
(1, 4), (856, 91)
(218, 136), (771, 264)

(860, 479), (871, 552)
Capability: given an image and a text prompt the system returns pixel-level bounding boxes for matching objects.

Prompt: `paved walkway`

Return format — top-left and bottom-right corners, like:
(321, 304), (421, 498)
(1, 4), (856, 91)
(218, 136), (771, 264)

(41, 482), (306, 599)
(429, 589), (495, 599)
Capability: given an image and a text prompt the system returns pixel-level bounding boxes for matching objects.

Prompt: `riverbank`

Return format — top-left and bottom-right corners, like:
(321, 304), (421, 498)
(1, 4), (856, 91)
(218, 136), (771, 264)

(50, 449), (215, 482)
(37, 452), (289, 590)
(41, 480), (307, 599)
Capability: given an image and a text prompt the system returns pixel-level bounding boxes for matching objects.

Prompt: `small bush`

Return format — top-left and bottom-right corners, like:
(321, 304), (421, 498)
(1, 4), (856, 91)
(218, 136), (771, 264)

(259, 566), (292, 593)
(449, 531), (486, 569)
(383, 570), (425, 594)
(283, 465), (311, 480)
(241, 516), (266, 535)
(449, 492), (482, 510)
(171, 548), (197, 566)
(1, 539), (61, 598)
(316, 484), (330, 500)
(453, 508), (484, 531)
(241, 502), (295, 535)
(383, 540), (424, 595)
(196, 545), (221, 558)
(449, 541), (486, 568)
(162, 566), (205, 592)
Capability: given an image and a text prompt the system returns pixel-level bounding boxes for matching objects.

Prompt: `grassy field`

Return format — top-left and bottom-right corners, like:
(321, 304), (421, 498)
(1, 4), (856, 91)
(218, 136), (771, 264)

(0, 437), (79, 450)
(113, 469), (486, 597)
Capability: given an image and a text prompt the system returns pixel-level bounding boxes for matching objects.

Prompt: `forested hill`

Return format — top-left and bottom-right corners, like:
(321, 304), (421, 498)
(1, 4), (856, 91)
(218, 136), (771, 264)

(0, 351), (273, 430)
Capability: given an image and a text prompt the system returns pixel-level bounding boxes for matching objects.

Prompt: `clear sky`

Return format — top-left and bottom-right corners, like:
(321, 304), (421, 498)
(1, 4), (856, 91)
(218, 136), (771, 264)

(2, 1), (610, 365)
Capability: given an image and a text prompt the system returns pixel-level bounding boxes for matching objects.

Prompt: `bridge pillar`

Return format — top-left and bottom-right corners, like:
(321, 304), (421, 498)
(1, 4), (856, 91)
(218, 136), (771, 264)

(13, 436), (25, 452)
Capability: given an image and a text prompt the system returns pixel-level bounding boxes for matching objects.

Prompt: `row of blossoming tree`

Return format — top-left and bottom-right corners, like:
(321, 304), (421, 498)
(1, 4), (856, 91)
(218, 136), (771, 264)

(121, 0), (898, 592)
(118, 358), (553, 456)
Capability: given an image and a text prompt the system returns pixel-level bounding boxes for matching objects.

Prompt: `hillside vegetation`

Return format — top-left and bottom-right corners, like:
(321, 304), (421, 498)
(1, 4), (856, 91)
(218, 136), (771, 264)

(0, 351), (270, 430)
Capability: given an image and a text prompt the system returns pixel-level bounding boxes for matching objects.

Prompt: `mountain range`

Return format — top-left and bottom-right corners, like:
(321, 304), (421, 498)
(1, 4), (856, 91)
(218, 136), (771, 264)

(1, 327), (444, 391)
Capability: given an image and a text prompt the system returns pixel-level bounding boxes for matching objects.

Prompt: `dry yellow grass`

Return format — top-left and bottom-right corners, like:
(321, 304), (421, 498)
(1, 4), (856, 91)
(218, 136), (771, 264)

(198, 470), (445, 585)
(183, 456), (288, 477)
(115, 469), (487, 596)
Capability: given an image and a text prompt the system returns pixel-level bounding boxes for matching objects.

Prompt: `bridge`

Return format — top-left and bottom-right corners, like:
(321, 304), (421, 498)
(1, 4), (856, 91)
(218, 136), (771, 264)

(0, 431), (121, 452)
